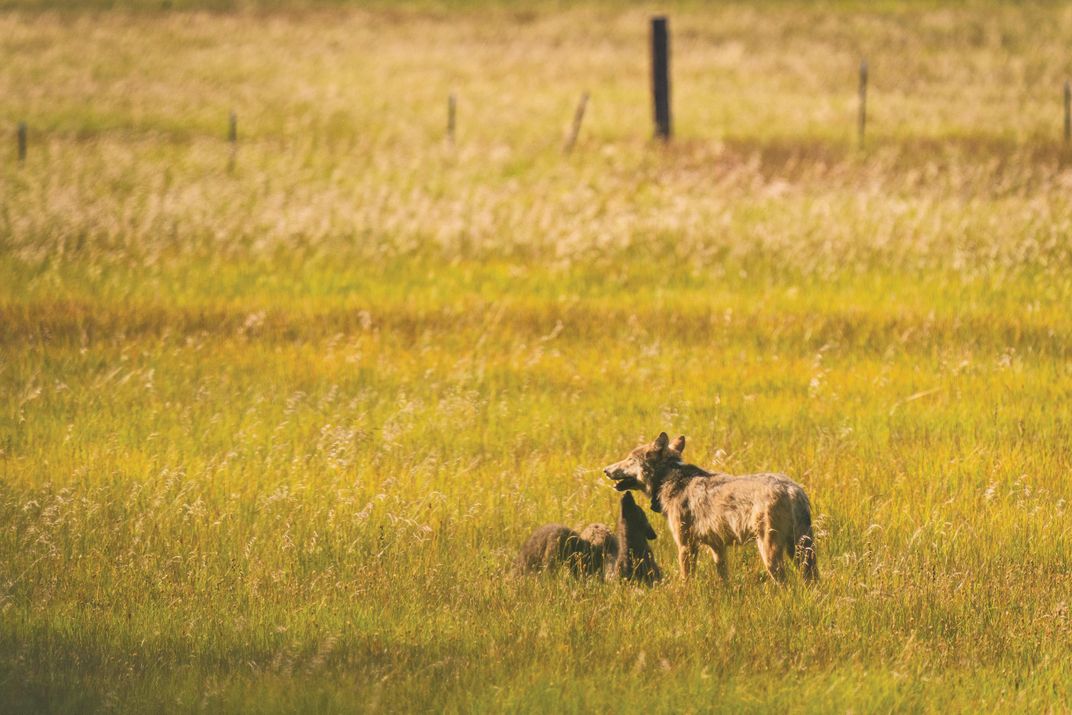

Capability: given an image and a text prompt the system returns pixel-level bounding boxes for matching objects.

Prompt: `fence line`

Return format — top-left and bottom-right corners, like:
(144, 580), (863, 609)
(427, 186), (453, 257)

(11, 18), (1072, 165)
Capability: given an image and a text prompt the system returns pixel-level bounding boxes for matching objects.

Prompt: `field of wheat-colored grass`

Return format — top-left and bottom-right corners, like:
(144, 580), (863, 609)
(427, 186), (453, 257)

(3, 2), (1072, 712)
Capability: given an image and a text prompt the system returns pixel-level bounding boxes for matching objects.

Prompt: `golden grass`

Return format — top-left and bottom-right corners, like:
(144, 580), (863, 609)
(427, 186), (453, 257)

(3, 2), (1072, 711)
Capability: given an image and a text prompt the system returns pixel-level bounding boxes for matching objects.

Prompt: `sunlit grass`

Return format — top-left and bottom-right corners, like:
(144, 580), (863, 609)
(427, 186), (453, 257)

(3, 2), (1072, 711)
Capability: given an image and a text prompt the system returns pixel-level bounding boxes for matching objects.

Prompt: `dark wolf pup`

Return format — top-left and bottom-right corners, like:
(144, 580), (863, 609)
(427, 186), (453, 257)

(578, 522), (617, 573)
(603, 432), (818, 583)
(515, 524), (597, 577)
(516, 494), (663, 583)
(578, 492), (662, 583)
(611, 491), (662, 584)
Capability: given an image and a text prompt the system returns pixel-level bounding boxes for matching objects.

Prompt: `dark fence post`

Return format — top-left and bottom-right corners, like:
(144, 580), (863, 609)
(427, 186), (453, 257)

(564, 91), (588, 154)
(858, 60), (868, 147)
(1064, 81), (1070, 143)
(448, 93), (456, 145)
(228, 111), (237, 171)
(17, 122), (26, 163)
(651, 16), (671, 141)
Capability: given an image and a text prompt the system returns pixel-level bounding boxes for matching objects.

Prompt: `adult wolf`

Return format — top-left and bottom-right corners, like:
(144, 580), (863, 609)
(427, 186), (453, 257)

(603, 432), (818, 583)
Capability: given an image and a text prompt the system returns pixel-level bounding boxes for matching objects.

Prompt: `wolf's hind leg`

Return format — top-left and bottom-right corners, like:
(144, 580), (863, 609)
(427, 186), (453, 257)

(757, 534), (786, 582)
(707, 544), (729, 582)
(677, 544), (697, 580)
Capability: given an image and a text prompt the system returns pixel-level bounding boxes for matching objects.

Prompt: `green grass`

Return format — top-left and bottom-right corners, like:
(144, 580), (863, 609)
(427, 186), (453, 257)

(3, 2), (1072, 712)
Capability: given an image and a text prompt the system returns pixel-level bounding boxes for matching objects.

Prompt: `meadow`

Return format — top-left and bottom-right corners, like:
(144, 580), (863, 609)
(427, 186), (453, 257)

(3, 1), (1072, 711)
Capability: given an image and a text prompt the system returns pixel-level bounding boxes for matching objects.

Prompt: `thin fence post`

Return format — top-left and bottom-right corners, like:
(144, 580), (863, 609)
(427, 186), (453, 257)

(651, 16), (671, 141)
(1064, 81), (1070, 143)
(858, 59), (868, 147)
(228, 111), (237, 171)
(448, 93), (456, 146)
(564, 91), (589, 154)
(17, 122), (26, 164)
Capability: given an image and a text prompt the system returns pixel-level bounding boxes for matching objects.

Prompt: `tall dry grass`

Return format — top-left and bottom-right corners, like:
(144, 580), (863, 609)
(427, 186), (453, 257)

(2, 2), (1072, 711)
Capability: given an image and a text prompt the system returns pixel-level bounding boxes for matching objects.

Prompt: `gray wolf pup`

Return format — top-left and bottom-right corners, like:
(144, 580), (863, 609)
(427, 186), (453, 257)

(603, 432), (818, 583)
(515, 524), (596, 577)
(579, 492), (662, 584)
(578, 522), (616, 575)
(611, 491), (662, 584)
(517, 494), (663, 582)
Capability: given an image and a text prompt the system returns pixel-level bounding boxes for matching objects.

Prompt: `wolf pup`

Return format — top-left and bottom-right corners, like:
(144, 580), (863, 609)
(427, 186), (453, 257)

(612, 491), (662, 584)
(603, 433), (818, 583)
(578, 493), (662, 584)
(515, 524), (597, 577)
(578, 522), (617, 576)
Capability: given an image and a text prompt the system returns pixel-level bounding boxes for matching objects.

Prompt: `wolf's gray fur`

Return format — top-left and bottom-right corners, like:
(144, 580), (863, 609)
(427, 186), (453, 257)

(517, 495), (663, 583)
(515, 524), (595, 576)
(604, 432), (818, 583)
(579, 522), (617, 576)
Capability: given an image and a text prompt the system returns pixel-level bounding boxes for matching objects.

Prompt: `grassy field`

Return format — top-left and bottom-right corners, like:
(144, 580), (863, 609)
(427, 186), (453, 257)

(3, 1), (1072, 711)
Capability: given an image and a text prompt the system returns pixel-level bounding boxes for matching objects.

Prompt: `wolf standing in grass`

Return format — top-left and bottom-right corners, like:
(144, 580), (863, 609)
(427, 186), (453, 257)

(604, 433), (818, 583)
(610, 492), (662, 584)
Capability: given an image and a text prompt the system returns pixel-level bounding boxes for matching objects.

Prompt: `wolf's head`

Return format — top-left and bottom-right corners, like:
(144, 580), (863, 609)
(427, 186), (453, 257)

(603, 432), (685, 513)
(619, 491), (657, 542)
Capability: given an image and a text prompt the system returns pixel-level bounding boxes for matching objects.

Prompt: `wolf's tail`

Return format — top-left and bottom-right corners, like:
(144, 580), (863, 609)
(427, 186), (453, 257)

(793, 493), (819, 583)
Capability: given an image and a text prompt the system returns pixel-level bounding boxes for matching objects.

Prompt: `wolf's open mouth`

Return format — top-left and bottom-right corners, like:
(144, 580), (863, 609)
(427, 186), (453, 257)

(612, 476), (643, 492)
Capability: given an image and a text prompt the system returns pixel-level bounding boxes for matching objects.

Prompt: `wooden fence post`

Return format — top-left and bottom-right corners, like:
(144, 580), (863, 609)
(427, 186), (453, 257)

(448, 94), (456, 145)
(228, 111), (237, 171)
(564, 92), (588, 154)
(651, 17), (671, 141)
(1064, 80), (1070, 143)
(17, 122), (26, 163)
(858, 60), (868, 147)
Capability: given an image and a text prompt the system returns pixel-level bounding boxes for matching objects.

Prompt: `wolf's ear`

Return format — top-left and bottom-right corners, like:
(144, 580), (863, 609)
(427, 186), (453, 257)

(653, 432), (669, 452)
(646, 522), (658, 540)
(670, 435), (685, 453)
